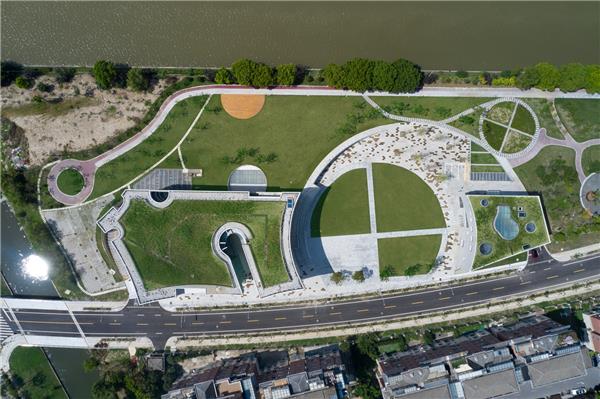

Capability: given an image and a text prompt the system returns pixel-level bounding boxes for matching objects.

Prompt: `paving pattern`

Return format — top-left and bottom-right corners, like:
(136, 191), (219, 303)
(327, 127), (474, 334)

(470, 172), (511, 181)
(132, 168), (192, 190)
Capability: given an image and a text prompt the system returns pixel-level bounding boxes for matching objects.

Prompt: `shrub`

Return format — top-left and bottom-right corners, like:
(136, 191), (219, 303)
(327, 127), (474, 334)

(372, 61), (398, 92)
(231, 58), (257, 86)
(558, 63), (587, 92)
(54, 67), (76, 83)
(1, 60), (23, 86)
(322, 63), (345, 88)
(492, 76), (516, 87)
(533, 62), (560, 91)
(455, 70), (469, 78)
(380, 265), (395, 281)
(36, 82), (54, 92)
(331, 272), (344, 284)
(352, 270), (365, 282)
(342, 58), (374, 92)
(391, 59), (422, 93)
(252, 63), (273, 87)
(585, 65), (600, 94)
(92, 60), (117, 89)
(215, 67), (234, 84)
(275, 63), (297, 86)
(15, 76), (33, 89)
(127, 68), (150, 91)
(516, 66), (540, 90)
(458, 115), (475, 125)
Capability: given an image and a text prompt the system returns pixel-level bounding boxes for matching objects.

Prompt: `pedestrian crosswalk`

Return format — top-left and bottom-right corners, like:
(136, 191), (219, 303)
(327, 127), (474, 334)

(0, 312), (14, 341)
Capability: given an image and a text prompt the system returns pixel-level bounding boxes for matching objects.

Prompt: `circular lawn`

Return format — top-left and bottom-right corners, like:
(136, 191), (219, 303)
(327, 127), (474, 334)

(57, 168), (85, 195)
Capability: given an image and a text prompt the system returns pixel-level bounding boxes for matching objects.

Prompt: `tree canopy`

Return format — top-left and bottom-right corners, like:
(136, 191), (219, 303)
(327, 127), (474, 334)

(276, 63), (297, 86)
(215, 67), (234, 84)
(127, 68), (150, 91)
(231, 59), (273, 87)
(92, 60), (117, 89)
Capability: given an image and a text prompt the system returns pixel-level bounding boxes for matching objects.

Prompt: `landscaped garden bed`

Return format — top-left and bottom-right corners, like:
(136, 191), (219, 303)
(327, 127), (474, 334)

(378, 234), (442, 277)
(121, 199), (288, 289)
(469, 195), (550, 269)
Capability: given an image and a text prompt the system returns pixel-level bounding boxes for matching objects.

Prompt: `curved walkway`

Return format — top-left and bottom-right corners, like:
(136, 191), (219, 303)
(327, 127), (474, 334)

(46, 85), (600, 206)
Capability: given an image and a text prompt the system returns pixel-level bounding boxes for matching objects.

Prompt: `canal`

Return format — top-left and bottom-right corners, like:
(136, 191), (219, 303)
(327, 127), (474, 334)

(1, 1), (598, 70)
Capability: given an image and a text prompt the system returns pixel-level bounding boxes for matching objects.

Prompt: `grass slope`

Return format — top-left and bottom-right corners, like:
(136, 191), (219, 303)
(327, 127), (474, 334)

(373, 163), (445, 232)
(90, 95), (208, 198)
(311, 168), (370, 237)
(515, 145), (600, 251)
(121, 200), (288, 289)
(470, 195), (550, 269)
(555, 99), (600, 142)
(56, 168), (84, 195)
(378, 234), (442, 276)
(180, 96), (392, 191)
(582, 145), (600, 176)
(9, 347), (68, 399)
(373, 97), (492, 120)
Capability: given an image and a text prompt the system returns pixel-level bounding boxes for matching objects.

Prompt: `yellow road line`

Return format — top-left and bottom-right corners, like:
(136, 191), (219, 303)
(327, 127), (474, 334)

(546, 275), (559, 280)
(136, 323), (148, 326)
(19, 320), (92, 325)
(274, 317), (287, 321)
(330, 312), (342, 316)
(303, 314), (315, 318)
(384, 305), (396, 309)
(411, 301), (424, 305)
(191, 322), (204, 325)
(439, 297), (451, 301)
(493, 286), (504, 291)
(543, 267), (551, 271)
(357, 309), (369, 313)
(466, 292), (478, 296)
(219, 321), (231, 324)
(573, 269), (586, 273)
(163, 323), (177, 326)
(247, 320), (259, 323)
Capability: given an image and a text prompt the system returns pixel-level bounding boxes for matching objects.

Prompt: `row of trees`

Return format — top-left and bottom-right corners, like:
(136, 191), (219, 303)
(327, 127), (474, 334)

(214, 59), (298, 87)
(514, 62), (600, 93)
(322, 58), (423, 93)
(92, 60), (152, 91)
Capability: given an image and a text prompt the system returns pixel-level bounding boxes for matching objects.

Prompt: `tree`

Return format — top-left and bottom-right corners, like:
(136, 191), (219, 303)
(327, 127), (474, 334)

(15, 76), (33, 89)
(342, 58), (374, 92)
(84, 356), (101, 372)
(231, 58), (257, 86)
(356, 333), (380, 360)
(322, 63), (345, 88)
(516, 66), (540, 90)
(353, 383), (382, 399)
(371, 60), (398, 92)
(380, 265), (395, 281)
(54, 67), (76, 83)
(558, 63), (587, 92)
(352, 270), (365, 282)
(127, 68), (150, 91)
(252, 63), (273, 87)
(92, 60), (117, 89)
(455, 70), (469, 79)
(533, 62), (560, 91)
(215, 67), (234, 84)
(275, 63), (297, 86)
(330, 271), (344, 284)
(1, 60), (23, 86)
(585, 65), (600, 94)
(391, 58), (422, 93)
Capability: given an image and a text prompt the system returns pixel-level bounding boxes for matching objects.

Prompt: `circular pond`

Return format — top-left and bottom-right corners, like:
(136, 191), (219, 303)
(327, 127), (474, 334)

(479, 243), (493, 255)
(525, 222), (536, 233)
(56, 168), (85, 196)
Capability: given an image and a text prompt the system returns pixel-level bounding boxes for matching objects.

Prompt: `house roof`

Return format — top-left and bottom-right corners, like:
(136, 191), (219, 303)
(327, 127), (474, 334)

(528, 351), (586, 387)
(461, 369), (519, 399)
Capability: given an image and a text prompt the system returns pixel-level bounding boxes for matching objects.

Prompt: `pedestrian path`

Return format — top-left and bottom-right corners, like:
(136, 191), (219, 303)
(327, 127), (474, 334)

(0, 312), (14, 342)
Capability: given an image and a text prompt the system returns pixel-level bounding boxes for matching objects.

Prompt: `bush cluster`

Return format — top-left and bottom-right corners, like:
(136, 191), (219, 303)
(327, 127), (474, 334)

(515, 62), (600, 93)
(322, 58), (423, 93)
(214, 59), (299, 87)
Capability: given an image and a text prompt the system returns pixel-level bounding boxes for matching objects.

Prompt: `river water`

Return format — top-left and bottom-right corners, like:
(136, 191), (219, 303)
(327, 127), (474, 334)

(1, 1), (598, 69)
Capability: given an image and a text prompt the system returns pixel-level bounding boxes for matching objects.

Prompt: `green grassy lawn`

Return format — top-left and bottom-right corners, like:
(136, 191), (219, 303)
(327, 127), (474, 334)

(523, 99), (563, 139)
(470, 142), (487, 152)
(469, 195), (550, 269)
(180, 95), (392, 191)
(311, 168), (370, 237)
(555, 99), (600, 142)
(471, 152), (499, 165)
(372, 97), (492, 120)
(56, 168), (84, 195)
(373, 163), (445, 232)
(514, 145), (600, 251)
(486, 102), (515, 125)
(378, 234), (442, 276)
(121, 200), (288, 289)
(482, 120), (508, 151)
(9, 347), (68, 399)
(511, 105), (536, 135)
(582, 145), (600, 176)
(90, 95), (208, 198)
(448, 107), (483, 137)
(471, 165), (505, 173)
(502, 131), (532, 154)
(481, 252), (528, 268)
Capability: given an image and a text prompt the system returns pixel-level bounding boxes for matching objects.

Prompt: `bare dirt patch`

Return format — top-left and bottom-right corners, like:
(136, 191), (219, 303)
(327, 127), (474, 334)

(0, 74), (170, 165)
(220, 94), (265, 119)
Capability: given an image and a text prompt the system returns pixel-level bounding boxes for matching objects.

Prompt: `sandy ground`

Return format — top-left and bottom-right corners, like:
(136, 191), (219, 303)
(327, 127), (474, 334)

(0, 74), (170, 165)
(220, 94), (265, 119)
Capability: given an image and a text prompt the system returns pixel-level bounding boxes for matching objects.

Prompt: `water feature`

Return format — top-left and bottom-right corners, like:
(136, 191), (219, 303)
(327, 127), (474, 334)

(1, 201), (58, 297)
(494, 205), (519, 241)
(1, 2), (598, 69)
(44, 348), (100, 399)
(220, 231), (252, 287)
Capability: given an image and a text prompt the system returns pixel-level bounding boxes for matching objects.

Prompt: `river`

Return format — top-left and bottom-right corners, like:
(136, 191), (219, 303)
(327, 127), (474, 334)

(1, 1), (598, 70)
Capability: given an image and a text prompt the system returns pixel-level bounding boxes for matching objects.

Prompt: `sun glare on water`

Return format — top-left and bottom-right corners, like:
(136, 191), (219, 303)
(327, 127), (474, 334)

(22, 255), (49, 280)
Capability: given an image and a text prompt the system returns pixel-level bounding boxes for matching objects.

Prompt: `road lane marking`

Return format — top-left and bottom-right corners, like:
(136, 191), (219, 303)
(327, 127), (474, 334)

(357, 309), (369, 313)
(154, 314), (162, 317)
(163, 323), (177, 326)
(573, 269), (586, 273)
(466, 292), (478, 296)
(520, 281), (531, 285)
(274, 317), (287, 321)
(384, 305), (396, 309)
(529, 271), (536, 274)
(219, 321), (231, 324)
(19, 320), (93, 325)
(546, 275), (559, 280)
(411, 301), (424, 305)
(136, 323), (149, 326)
(543, 267), (551, 271)
(191, 322), (204, 325)
(247, 320), (259, 323)
(303, 314), (314, 318)
(137, 314), (145, 317)
(492, 287), (504, 291)
(330, 312), (341, 316)
(109, 322), (120, 326)
(439, 297), (451, 301)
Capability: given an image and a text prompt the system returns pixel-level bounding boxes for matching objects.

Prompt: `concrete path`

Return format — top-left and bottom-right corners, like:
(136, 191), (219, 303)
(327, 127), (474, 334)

(366, 163), (377, 234)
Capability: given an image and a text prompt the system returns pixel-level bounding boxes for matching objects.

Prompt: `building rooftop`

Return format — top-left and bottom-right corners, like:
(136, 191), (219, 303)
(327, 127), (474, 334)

(527, 350), (587, 387)
(461, 369), (519, 399)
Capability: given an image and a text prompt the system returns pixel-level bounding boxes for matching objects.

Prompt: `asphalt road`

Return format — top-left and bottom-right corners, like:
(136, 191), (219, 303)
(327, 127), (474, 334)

(3, 249), (599, 348)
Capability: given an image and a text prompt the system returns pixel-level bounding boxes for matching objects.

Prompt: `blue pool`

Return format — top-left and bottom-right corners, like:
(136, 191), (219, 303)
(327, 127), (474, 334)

(494, 205), (519, 240)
